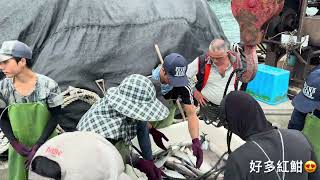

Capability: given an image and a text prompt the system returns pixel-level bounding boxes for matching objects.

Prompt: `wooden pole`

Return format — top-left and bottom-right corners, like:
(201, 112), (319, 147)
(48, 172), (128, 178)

(154, 44), (187, 121)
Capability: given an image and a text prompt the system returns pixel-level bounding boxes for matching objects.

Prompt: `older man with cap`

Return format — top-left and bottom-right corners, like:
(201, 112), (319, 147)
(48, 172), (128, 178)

(77, 74), (169, 180)
(0, 40), (63, 180)
(28, 131), (131, 180)
(150, 53), (203, 169)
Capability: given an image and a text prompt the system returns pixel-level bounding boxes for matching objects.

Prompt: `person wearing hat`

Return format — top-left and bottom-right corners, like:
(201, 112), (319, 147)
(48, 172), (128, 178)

(77, 74), (169, 180)
(288, 69), (320, 160)
(288, 69), (320, 131)
(28, 131), (131, 180)
(150, 53), (203, 169)
(219, 91), (320, 180)
(0, 40), (63, 180)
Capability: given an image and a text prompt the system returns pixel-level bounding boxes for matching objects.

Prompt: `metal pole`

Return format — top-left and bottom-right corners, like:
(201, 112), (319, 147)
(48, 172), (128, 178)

(297, 0), (308, 42)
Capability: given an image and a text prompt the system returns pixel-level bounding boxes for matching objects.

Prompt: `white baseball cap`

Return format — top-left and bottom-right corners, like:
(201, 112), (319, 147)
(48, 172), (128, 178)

(0, 40), (32, 62)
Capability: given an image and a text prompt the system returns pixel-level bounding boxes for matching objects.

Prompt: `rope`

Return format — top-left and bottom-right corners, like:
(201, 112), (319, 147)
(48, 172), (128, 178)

(61, 86), (101, 108)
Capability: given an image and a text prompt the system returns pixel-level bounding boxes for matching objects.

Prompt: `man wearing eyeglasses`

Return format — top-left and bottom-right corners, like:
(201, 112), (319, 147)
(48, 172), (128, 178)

(186, 39), (243, 123)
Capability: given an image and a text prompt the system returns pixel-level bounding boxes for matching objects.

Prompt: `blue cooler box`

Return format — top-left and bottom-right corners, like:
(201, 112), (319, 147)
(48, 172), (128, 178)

(246, 64), (290, 105)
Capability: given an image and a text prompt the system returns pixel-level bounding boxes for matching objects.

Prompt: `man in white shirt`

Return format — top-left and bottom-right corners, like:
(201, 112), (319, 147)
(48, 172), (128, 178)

(186, 39), (244, 122)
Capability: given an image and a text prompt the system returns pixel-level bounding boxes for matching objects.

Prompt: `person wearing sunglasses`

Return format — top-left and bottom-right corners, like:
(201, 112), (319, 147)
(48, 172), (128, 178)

(186, 39), (244, 124)
(219, 91), (320, 180)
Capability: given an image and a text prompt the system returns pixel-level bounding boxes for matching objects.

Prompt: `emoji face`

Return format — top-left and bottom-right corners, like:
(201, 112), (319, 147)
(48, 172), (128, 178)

(304, 160), (317, 173)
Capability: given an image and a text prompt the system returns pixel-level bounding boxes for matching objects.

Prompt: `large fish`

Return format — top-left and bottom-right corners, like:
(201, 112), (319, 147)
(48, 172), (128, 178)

(231, 0), (285, 82)
(172, 150), (194, 166)
(155, 152), (171, 168)
(185, 164), (205, 176)
(165, 161), (197, 178)
(184, 148), (213, 172)
(162, 169), (186, 179)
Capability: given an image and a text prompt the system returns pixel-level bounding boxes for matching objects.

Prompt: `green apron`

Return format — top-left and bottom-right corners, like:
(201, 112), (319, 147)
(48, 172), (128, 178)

(303, 113), (320, 161)
(8, 103), (57, 180)
(150, 102), (176, 129)
(114, 141), (131, 164)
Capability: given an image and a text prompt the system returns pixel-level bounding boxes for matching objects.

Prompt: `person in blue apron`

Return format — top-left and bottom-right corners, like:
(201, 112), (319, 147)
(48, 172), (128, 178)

(219, 91), (320, 180)
(150, 53), (203, 169)
(77, 74), (169, 180)
(0, 40), (63, 180)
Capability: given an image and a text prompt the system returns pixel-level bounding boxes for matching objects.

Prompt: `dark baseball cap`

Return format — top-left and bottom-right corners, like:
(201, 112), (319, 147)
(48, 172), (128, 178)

(0, 40), (32, 62)
(162, 53), (188, 87)
(292, 69), (320, 113)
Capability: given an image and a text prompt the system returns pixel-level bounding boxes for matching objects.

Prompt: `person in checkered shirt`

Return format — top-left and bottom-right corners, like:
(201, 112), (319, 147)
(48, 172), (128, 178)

(77, 74), (169, 180)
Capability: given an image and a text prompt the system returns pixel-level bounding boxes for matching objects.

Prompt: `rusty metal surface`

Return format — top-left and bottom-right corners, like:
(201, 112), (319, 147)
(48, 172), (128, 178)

(302, 15), (320, 47)
(297, 0), (308, 41)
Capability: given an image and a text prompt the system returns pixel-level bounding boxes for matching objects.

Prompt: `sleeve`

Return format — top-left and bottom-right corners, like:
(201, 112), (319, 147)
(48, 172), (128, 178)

(0, 108), (16, 142)
(179, 86), (194, 105)
(224, 154), (245, 180)
(186, 57), (199, 78)
(0, 81), (7, 109)
(47, 80), (63, 108)
(287, 108), (307, 131)
(36, 106), (60, 145)
(136, 121), (153, 160)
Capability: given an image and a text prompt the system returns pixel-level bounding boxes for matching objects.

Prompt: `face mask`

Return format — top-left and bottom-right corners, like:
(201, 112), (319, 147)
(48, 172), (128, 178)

(151, 66), (173, 95)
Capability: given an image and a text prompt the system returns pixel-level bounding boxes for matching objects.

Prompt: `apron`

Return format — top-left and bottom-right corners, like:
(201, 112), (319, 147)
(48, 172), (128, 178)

(8, 102), (57, 180)
(114, 141), (131, 164)
(303, 113), (320, 161)
(150, 101), (176, 129)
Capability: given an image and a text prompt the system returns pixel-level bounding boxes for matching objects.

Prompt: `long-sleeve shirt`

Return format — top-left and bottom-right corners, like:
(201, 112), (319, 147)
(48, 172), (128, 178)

(224, 129), (320, 180)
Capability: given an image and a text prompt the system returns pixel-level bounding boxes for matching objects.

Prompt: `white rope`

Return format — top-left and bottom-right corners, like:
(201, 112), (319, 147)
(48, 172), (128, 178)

(62, 86), (101, 108)
(0, 106), (11, 154)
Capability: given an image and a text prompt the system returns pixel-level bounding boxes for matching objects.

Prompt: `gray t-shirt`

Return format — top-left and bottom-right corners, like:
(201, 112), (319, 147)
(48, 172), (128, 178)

(0, 73), (63, 108)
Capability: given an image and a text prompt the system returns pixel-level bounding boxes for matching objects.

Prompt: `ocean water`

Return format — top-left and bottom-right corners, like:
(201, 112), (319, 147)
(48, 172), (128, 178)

(208, 0), (240, 43)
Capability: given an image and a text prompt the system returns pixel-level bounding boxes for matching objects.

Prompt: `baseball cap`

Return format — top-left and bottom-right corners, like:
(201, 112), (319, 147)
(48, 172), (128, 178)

(28, 132), (131, 180)
(162, 53), (188, 87)
(0, 40), (32, 62)
(292, 69), (320, 113)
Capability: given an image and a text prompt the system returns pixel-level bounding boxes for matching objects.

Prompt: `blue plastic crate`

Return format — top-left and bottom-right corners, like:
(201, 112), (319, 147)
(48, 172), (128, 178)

(246, 64), (290, 105)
